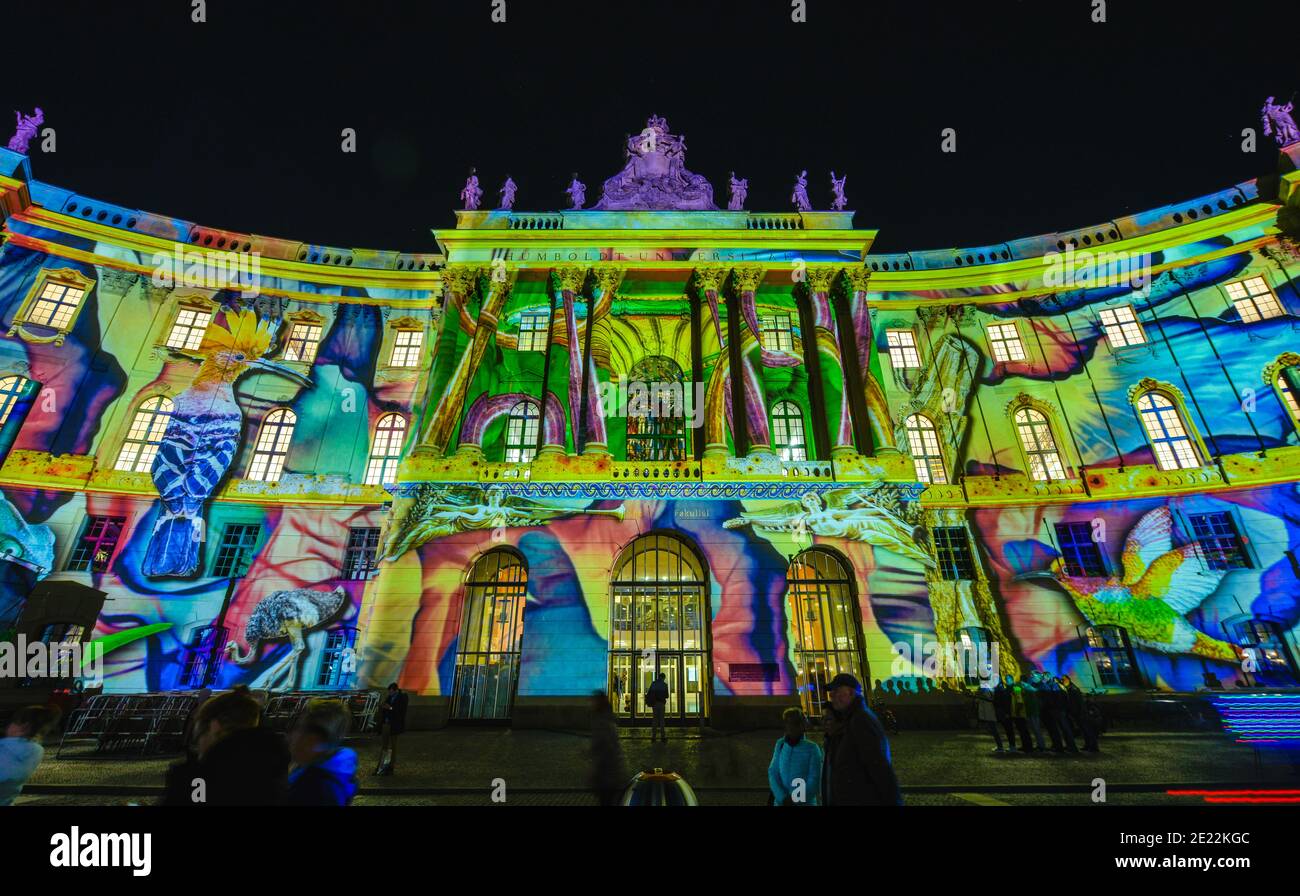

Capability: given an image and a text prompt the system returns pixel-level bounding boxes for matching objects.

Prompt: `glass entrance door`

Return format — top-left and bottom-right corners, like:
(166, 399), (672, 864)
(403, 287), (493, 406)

(608, 533), (710, 724)
(450, 550), (527, 721)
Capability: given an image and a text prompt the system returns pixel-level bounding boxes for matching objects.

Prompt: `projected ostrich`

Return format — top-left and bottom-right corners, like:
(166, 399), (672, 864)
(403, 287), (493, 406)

(225, 586), (348, 690)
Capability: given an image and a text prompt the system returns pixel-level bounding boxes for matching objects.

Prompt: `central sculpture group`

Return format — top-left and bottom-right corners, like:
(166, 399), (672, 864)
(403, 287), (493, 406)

(457, 114), (851, 214)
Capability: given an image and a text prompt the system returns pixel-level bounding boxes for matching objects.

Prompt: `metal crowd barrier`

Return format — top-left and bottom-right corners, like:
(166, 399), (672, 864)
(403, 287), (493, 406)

(261, 690), (382, 735)
(56, 691), (205, 757)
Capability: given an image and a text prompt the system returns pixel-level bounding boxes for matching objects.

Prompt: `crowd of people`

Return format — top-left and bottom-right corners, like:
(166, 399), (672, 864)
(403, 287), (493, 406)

(0, 681), (410, 807)
(976, 671), (1101, 754)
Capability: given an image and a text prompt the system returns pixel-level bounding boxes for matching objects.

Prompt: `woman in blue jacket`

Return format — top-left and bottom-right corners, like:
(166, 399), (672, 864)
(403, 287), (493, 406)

(768, 708), (823, 806)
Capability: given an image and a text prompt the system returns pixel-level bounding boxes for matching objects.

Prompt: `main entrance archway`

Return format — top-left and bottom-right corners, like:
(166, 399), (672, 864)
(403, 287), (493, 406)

(608, 532), (710, 724)
(450, 549), (527, 721)
(787, 548), (865, 719)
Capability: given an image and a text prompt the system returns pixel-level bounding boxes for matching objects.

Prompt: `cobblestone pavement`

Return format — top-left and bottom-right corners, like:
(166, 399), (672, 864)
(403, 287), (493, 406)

(19, 727), (1298, 806)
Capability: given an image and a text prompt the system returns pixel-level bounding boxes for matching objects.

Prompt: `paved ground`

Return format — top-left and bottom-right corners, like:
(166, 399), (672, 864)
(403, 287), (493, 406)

(18, 726), (1300, 806)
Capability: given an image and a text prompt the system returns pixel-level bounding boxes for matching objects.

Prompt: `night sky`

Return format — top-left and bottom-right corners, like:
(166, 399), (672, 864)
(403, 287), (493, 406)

(3, 0), (1293, 254)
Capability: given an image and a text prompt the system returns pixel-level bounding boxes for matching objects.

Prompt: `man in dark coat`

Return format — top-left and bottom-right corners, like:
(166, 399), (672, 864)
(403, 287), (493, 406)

(162, 686), (289, 806)
(375, 682), (409, 776)
(645, 673), (670, 743)
(822, 673), (903, 806)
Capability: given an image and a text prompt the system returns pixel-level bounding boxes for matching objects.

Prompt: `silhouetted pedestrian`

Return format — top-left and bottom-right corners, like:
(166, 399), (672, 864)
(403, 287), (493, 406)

(645, 673), (669, 743)
(287, 698), (358, 806)
(162, 685), (289, 806)
(768, 708), (823, 805)
(993, 676), (1017, 753)
(375, 682), (407, 776)
(822, 673), (902, 806)
(588, 691), (627, 806)
(976, 680), (1004, 753)
(0, 705), (61, 805)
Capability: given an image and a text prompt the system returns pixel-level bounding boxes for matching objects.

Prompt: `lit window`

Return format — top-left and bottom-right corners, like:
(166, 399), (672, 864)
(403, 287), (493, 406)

(504, 400), (539, 463)
(1099, 305), (1146, 348)
(1277, 373), (1300, 425)
(65, 516), (125, 573)
(771, 400), (807, 462)
(933, 527), (975, 581)
(165, 308), (213, 351)
(1084, 625), (1140, 687)
(389, 329), (424, 367)
(1014, 407), (1067, 481)
(364, 413), (407, 485)
(115, 396), (174, 473)
(25, 280), (86, 330)
(247, 408), (296, 482)
(905, 414), (947, 484)
(885, 329), (921, 368)
(1136, 391), (1200, 470)
(517, 312), (550, 353)
(986, 323), (1026, 363)
(212, 524), (260, 577)
(759, 314), (794, 352)
(1054, 522), (1107, 577)
(0, 375), (31, 426)
(1187, 511), (1250, 571)
(343, 527), (381, 580)
(1226, 276), (1284, 323)
(283, 323), (323, 363)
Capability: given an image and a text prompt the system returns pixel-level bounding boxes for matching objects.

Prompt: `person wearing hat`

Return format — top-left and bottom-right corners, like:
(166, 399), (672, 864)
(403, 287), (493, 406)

(821, 672), (903, 806)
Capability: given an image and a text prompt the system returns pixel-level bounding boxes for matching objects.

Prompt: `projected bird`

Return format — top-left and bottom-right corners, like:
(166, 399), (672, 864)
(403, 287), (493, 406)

(1020, 507), (1241, 662)
(143, 309), (311, 577)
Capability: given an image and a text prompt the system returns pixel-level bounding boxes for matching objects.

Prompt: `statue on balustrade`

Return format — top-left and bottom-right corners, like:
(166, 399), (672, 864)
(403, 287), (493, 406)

(791, 170), (811, 212)
(6, 108), (43, 154)
(727, 172), (748, 211)
(460, 170), (483, 210)
(566, 174), (586, 209)
(593, 115), (717, 210)
(1262, 95), (1299, 146)
(498, 176), (518, 210)
(830, 171), (848, 211)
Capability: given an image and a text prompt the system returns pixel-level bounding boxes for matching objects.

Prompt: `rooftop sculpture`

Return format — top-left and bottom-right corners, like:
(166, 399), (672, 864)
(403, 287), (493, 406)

(6, 108), (43, 154)
(594, 115), (718, 210)
(1262, 95), (1298, 147)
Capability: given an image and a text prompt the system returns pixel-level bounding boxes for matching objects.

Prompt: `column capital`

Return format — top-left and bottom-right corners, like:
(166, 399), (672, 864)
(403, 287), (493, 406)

(841, 266), (872, 293)
(554, 265), (588, 293)
(804, 264), (840, 293)
(691, 264), (729, 293)
(591, 265), (626, 297)
(441, 263), (484, 297)
(730, 264), (765, 293)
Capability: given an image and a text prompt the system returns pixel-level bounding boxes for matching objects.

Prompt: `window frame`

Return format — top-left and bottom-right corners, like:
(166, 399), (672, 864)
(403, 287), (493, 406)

(0, 374), (32, 427)
(342, 526), (381, 580)
(164, 306), (214, 352)
(246, 407), (297, 483)
(7, 268), (96, 346)
(1186, 510), (1251, 571)
(65, 515), (127, 574)
(114, 395), (175, 473)
(388, 327), (424, 368)
(211, 523), (262, 578)
(904, 413), (947, 484)
(1134, 387), (1202, 471)
(885, 328), (922, 369)
(1012, 404), (1068, 482)
(932, 526), (976, 581)
(1098, 304), (1147, 349)
(771, 400), (808, 462)
(364, 413), (407, 485)
(985, 321), (1027, 364)
(1225, 275), (1285, 323)
(516, 311), (550, 353)
(282, 321), (324, 364)
(758, 313), (794, 353)
(503, 399), (540, 463)
(1054, 521), (1108, 578)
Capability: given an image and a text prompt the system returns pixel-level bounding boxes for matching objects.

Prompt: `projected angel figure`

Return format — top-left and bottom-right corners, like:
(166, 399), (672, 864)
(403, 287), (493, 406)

(384, 484), (624, 559)
(7, 108), (43, 154)
(566, 174), (586, 209)
(724, 487), (934, 567)
(498, 176), (518, 210)
(1262, 96), (1299, 146)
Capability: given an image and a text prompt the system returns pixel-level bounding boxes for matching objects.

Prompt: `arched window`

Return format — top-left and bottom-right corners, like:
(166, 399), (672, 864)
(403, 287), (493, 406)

(904, 414), (947, 484)
(1275, 373), (1300, 429)
(1136, 391), (1199, 470)
(608, 533), (709, 722)
(503, 399), (539, 463)
(451, 549), (528, 720)
(625, 356), (688, 461)
(0, 375), (31, 426)
(787, 549), (863, 718)
(1014, 407), (1066, 481)
(114, 396), (174, 473)
(247, 408), (296, 482)
(771, 400), (807, 462)
(364, 413), (407, 485)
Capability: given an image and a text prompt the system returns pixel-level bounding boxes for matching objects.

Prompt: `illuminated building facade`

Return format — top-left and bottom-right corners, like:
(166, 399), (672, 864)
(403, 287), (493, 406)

(2, 117), (1300, 728)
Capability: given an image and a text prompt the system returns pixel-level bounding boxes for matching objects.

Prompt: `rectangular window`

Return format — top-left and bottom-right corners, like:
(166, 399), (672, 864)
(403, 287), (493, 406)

(212, 524), (261, 578)
(343, 527), (381, 580)
(1187, 511), (1250, 571)
(165, 308), (213, 351)
(1054, 522), (1108, 577)
(283, 323), (323, 363)
(885, 329), (921, 368)
(986, 322), (1027, 363)
(27, 281), (87, 330)
(933, 526), (975, 581)
(389, 329), (424, 367)
(759, 314), (794, 352)
(1278, 373), (1300, 421)
(316, 629), (356, 688)
(65, 516), (126, 573)
(1098, 305), (1146, 348)
(1226, 276), (1284, 323)
(517, 312), (550, 353)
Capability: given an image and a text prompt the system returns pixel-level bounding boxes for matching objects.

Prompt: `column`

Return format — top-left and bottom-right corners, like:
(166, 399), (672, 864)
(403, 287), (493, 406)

(805, 265), (855, 456)
(842, 267), (897, 453)
(581, 267), (623, 455)
(692, 265), (732, 459)
(728, 264), (773, 455)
